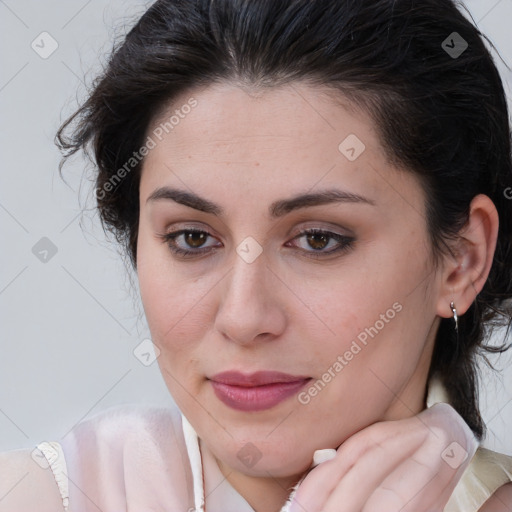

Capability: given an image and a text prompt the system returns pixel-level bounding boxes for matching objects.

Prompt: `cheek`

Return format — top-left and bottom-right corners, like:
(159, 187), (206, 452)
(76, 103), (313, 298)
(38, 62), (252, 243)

(136, 233), (213, 353)
(139, 272), (212, 352)
(309, 243), (430, 367)
(137, 255), (212, 410)
(302, 256), (400, 344)
(311, 260), (434, 413)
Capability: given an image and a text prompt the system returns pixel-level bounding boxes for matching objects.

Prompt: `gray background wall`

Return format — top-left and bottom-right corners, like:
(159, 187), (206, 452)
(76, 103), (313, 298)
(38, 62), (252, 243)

(1, 0), (511, 454)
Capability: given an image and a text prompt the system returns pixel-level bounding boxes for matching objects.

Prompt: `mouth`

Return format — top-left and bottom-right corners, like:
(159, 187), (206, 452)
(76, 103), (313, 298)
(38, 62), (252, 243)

(208, 371), (312, 412)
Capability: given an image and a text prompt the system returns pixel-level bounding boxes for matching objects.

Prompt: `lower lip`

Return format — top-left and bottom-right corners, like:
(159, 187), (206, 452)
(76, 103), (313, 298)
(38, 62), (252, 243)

(210, 379), (311, 411)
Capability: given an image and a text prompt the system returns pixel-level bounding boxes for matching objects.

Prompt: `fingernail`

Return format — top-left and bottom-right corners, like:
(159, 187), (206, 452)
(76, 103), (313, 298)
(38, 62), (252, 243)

(312, 448), (336, 467)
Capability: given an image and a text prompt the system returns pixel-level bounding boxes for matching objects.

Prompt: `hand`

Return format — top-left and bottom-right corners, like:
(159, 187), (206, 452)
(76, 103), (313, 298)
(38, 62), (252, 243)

(288, 403), (478, 512)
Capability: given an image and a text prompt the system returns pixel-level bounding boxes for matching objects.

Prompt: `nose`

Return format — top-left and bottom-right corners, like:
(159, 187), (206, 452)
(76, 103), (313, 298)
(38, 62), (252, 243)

(214, 247), (287, 346)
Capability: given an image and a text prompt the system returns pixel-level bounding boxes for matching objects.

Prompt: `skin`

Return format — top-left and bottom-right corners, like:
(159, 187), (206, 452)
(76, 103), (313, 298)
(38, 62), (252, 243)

(136, 82), (501, 511)
(481, 483), (512, 511)
(289, 403), (479, 511)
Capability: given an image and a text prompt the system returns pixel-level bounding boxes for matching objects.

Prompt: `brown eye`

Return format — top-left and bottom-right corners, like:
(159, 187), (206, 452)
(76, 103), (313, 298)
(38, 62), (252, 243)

(306, 232), (330, 250)
(160, 229), (221, 257)
(288, 229), (355, 258)
(184, 231), (208, 248)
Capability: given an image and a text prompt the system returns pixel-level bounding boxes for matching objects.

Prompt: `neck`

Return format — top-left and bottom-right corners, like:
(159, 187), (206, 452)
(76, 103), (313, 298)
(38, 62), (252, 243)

(214, 455), (304, 512)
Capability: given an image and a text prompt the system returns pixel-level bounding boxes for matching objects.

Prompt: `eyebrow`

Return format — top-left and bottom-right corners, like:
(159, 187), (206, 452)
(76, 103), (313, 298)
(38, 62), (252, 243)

(146, 186), (375, 218)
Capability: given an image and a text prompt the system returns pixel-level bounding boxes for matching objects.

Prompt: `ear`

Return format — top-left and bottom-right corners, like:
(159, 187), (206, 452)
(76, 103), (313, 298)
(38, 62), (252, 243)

(435, 194), (499, 319)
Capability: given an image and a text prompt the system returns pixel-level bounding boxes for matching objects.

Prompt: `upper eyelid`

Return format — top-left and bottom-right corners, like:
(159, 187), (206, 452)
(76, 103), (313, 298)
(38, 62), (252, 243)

(162, 218), (353, 237)
(161, 226), (355, 262)
(164, 226), (352, 248)
(164, 225), (348, 238)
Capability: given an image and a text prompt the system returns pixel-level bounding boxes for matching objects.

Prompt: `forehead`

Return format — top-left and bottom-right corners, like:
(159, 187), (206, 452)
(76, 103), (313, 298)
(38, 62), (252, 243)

(146, 81), (380, 156)
(140, 82), (421, 214)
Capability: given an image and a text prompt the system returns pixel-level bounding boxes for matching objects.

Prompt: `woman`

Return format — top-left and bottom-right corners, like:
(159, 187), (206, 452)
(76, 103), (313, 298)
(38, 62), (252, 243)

(1, 0), (512, 510)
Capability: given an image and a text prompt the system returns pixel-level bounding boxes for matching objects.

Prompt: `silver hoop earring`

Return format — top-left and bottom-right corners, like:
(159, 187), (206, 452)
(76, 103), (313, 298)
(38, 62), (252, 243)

(450, 301), (458, 334)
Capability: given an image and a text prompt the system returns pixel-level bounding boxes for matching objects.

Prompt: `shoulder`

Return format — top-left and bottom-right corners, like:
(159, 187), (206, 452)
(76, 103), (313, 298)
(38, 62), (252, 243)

(61, 402), (194, 510)
(457, 446), (512, 512)
(446, 445), (512, 512)
(65, 402), (184, 446)
(60, 402), (185, 466)
(0, 403), (194, 512)
(0, 447), (65, 511)
(479, 482), (512, 511)
(61, 400), (189, 470)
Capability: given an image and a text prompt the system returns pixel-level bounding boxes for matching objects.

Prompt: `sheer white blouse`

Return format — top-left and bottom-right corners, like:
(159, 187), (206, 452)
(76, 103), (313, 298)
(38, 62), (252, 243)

(1, 380), (511, 511)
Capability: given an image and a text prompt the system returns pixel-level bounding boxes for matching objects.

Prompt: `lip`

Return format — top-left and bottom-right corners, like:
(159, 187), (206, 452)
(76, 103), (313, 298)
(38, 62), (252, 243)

(209, 371), (312, 411)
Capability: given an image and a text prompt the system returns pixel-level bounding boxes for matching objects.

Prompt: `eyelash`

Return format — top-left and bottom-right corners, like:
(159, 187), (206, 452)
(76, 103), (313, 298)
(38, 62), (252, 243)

(157, 228), (355, 260)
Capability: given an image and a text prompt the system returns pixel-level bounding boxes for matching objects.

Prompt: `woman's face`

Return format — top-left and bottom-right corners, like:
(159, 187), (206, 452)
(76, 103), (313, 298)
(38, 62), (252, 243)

(136, 82), (443, 478)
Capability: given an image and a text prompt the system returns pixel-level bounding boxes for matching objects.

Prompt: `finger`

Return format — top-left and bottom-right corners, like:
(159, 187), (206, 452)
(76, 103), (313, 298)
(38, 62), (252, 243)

(363, 454), (467, 512)
(311, 403), (476, 512)
(417, 403), (478, 456)
(290, 403), (477, 512)
(288, 457), (346, 512)
(362, 405), (478, 512)
(290, 417), (428, 512)
(320, 427), (428, 512)
(361, 456), (442, 512)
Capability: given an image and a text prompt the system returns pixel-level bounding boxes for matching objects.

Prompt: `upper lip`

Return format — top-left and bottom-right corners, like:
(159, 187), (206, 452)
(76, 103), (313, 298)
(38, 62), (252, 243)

(209, 371), (311, 387)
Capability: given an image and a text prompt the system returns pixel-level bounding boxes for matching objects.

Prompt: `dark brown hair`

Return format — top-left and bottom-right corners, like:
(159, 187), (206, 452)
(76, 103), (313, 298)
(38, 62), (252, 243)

(56, 0), (512, 438)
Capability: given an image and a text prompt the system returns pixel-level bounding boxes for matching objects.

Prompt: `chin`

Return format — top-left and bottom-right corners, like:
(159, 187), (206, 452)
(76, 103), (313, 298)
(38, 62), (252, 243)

(236, 458), (311, 480)
(221, 438), (315, 479)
